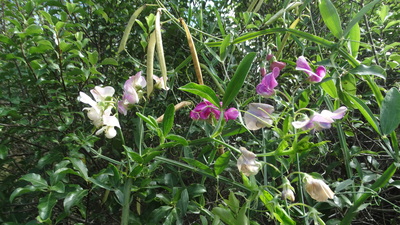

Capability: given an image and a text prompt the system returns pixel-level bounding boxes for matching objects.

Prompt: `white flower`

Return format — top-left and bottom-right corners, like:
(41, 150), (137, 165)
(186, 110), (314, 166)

(282, 188), (295, 202)
(153, 75), (169, 90)
(304, 175), (335, 202)
(237, 147), (261, 176)
(244, 103), (274, 130)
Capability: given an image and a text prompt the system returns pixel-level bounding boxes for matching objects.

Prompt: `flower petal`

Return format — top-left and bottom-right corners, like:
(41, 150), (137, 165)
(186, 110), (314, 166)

(295, 56), (313, 73)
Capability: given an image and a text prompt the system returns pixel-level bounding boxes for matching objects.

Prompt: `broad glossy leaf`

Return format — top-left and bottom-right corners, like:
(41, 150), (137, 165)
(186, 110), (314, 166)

(318, 0), (343, 39)
(222, 52), (256, 108)
(38, 193), (57, 220)
(380, 88), (400, 135)
(21, 173), (48, 189)
(69, 158), (89, 180)
(64, 189), (88, 213)
(10, 185), (37, 202)
(179, 83), (220, 108)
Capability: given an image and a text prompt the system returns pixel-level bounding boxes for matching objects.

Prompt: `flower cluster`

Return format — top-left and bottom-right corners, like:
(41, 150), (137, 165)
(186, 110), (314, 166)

(78, 86), (121, 139)
(190, 100), (239, 122)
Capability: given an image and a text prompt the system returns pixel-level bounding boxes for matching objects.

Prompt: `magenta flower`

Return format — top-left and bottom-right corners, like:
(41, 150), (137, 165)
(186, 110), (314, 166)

(292, 106), (347, 131)
(190, 100), (238, 121)
(270, 61), (286, 71)
(296, 56), (326, 83)
(256, 67), (280, 97)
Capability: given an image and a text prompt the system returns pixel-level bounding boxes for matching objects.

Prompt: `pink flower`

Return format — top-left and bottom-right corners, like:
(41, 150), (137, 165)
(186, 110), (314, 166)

(190, 100), (238, 121)
(296, 56), (326, 83)
(256, 67), (280, 97)
(292, 106), (347, 131)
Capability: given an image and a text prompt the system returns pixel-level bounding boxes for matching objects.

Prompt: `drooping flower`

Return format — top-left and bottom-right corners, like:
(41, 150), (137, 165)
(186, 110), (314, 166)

(237, 147), (261, 176)
(244, 103), (274, 130)
(304, 174), (335, 202)
(190, 100), (238, 122)
(296, 56), (326, 83)
(118, 71), (147, 115)
(256, 67), (280, 97)
(281, 177), (295, 202)
(292, 106), (347, 131)
(153, 75), (169, 90)
(78, 86), (120, 139)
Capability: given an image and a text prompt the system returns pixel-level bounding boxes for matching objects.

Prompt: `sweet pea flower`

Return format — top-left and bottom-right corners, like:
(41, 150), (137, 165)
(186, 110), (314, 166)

(153, 75), (169, 90)
(118, 72), (147, 115)
(296, 56), (326, 83)
(292, 106), (347, 131)
(244, 103), (274, 130)
(237, 147), (261, 176)
(304, 174), (335, 202)
(95, 108), (121, 139)
(190, 100), (238, 121)
(256, 67), (280, 97)
(270, 61), (286, 71)
(281, 177), (295, 202)
(78, 86), (120, 139)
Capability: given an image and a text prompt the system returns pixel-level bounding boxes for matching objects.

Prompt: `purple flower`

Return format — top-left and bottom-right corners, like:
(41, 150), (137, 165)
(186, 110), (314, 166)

(292, 106), (347, 131)
(190, 100), (238, 121)
(256, 67), (280, 97)
(296, 56), (326, 83)
(118, 71), (146, 115)
(244, 103), (274, 130)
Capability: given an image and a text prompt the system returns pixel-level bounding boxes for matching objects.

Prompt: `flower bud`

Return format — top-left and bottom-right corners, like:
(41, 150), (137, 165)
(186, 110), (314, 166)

(282, 188), (295, 202)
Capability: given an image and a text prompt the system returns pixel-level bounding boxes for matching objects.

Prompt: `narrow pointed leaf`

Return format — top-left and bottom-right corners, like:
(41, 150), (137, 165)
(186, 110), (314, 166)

(222, 52), (256, 108)
(349, 64), (386, 79)
(162, 104), (175, 136)
(214, 151), (231, 176)
(347, 94), (381, 135)
(348, 22), (360, 58)
(318, 0), (343, 39)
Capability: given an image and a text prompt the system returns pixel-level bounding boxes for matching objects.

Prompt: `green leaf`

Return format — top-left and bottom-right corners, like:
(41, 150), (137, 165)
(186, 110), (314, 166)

(63, 189), (88, 213)
(343, 0), (380, 37)
(341, 73), (357, 96)
(100, 58), (118, 66)
(380, 88), (400, 135)
(179, 83), (220, 108)
(212, 207), (237, 225)
(68, 158), (89, 181)
(24, 24), (43, 36)
(348, 22), (360, 58)
(165, 134), (188, 146)
(87, 51), (98, 66)
(219, 34), (231, 62)
(318, 0), (343, 39)
(123, 145), (143, 163)
(10, 185), (38, 202)
(214, 151), (231, 176)
(346, 94), (381, 135)
(177, 189), (189, 217)
(320, 76), (338, 98)
(162, 104), (175, 136)
(21, 173), (48, 189)
(226, 192), (240, 214)
(38, 193), (57, 220)
(222, 52), (256, 108)
(349, 64), (386, 79)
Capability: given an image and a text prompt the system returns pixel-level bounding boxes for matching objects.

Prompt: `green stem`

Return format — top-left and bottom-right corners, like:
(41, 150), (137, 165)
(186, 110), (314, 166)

(121, 177), (133, 225)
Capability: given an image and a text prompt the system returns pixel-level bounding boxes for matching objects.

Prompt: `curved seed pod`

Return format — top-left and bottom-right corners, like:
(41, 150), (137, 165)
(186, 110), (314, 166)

(155, 9), (168, 89)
